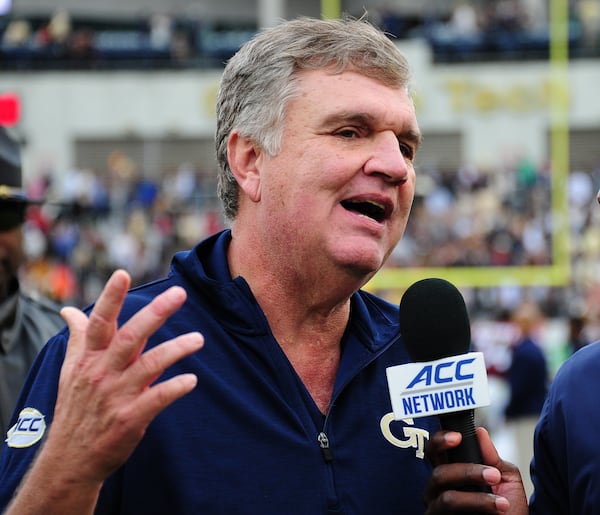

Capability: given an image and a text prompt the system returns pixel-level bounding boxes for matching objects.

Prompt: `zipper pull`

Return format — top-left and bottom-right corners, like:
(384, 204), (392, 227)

(317, 431), (333, 463)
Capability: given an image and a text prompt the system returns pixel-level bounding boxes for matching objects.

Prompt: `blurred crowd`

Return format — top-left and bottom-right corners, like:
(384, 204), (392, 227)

(0, 8), (256, 70)
(19, 151), (224, 307)
(394, 155), (600, 333)
(377, 0), (600, 61)
(2, 0), (600, 71)
(392, 155), (555, 269)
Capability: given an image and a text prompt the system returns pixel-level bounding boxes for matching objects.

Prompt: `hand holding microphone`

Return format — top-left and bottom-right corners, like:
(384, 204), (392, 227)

(388, 277), (489, 491)
(398, 277), (490, 473)
(388, 278), (528, 514)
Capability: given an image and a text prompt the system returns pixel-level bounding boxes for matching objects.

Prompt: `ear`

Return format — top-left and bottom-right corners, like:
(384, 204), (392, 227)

(227, 130), (262, 203)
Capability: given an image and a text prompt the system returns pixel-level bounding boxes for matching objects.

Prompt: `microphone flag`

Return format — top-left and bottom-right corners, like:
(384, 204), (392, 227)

(386, 352), (490, 420)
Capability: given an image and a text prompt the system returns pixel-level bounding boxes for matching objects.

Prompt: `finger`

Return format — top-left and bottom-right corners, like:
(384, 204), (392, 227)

(86, 270), (131, 351)
(478, 427), (499, 464)
(425, 488), (508, 515)
(477, 427), (522, 481)
(477, 426), (526, 508)
(426, 462), (493, 497)
(425, 430), (461, 466)
(477, 427), (508, 471)
(428, 430), (461, 450)
(127, 332), (204, 389)
(61, 306), (90, 357)
(125, 372), (199, 430)
(107, 285), (188, 370)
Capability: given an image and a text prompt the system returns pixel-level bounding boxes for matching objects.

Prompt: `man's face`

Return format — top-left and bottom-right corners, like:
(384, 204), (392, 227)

(253, 68), (420, 282)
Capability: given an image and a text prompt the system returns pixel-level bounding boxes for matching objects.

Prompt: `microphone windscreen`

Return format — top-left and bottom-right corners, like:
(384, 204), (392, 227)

(399, 278), (471, 362)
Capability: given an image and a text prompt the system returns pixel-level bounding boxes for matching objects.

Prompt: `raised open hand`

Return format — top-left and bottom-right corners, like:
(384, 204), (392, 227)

(5, 269), (204, 514)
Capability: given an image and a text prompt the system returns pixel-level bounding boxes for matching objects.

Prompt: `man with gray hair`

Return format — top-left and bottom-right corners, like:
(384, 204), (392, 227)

(0, 17), (527, 514)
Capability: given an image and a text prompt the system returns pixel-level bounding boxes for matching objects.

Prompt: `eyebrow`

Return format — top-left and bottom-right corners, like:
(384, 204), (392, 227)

(322, 111), (423, 150)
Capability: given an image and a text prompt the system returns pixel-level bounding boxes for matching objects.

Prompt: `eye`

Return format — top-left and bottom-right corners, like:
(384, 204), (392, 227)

(336, 127), (362, 139)
(399, 141), (415, 160)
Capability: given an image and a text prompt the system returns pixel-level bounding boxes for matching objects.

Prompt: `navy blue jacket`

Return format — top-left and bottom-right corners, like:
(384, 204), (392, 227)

(0, 230), (439, 514)
(505, 336), (548, 419)
(531, 340), (600, 513)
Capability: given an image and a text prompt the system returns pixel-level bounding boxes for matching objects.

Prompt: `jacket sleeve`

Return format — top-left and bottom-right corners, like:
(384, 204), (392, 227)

(529, 377), (569, 514)
(530, 342), (600, 514)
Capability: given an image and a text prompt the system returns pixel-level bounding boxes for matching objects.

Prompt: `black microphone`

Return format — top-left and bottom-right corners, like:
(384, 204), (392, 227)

(399, 277), (492, 492)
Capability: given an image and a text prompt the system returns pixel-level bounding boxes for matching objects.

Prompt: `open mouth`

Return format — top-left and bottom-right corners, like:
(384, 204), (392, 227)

(341, 199), (388, 223)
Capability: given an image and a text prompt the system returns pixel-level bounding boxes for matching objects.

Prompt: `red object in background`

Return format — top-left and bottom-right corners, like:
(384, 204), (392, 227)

(0, 93), (20, 125)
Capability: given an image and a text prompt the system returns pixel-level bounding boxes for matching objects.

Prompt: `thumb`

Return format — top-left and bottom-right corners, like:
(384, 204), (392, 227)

(477, 427), (502, 467)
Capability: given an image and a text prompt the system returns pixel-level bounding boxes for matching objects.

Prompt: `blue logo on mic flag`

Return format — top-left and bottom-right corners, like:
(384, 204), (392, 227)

(386, 352), (490, 420)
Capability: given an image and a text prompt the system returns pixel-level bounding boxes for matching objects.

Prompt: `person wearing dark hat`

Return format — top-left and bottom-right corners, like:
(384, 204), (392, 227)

(0, 126), (64, 445)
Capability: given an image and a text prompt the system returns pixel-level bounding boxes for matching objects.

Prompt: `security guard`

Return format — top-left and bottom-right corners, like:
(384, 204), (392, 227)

(0, 126), (63, 444)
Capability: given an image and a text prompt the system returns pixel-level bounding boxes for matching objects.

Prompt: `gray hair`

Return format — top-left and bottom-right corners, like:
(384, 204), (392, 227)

(215, 16), (412, 220)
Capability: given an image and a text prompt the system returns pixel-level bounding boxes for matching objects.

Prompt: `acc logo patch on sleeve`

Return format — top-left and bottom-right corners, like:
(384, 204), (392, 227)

(5, 407), (46, 448)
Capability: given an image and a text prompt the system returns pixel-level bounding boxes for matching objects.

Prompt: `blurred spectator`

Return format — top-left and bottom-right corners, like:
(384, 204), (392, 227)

(68, 28), (96, 63)
(449, 1), (480, 37)
(47, 9), (72, 47)
(0, 127), (64, 444)
(520, 0), (548, 31)
(566, 300), (591, 354)
(149, 13), (173, 50)
(577, 0), (600, 49)
(504, 299), (549, 499)
(1, 19), (31, 47)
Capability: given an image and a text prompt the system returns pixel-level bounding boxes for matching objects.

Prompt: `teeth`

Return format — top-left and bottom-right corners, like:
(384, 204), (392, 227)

(342, 199), (387, 222)
(348, 199), (384, 210)
(365, 200), (385, 210)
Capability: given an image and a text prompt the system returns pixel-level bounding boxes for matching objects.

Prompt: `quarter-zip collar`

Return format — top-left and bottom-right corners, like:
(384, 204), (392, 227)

(170, 229), (402, 356)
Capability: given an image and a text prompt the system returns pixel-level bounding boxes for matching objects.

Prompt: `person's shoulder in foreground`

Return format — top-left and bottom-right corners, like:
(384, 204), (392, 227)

(530, 340), (600, 514)
(16, 289), (64, 334)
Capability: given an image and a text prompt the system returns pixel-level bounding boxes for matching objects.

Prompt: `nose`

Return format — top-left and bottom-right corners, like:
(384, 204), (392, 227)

(363, 131), (410, 184)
